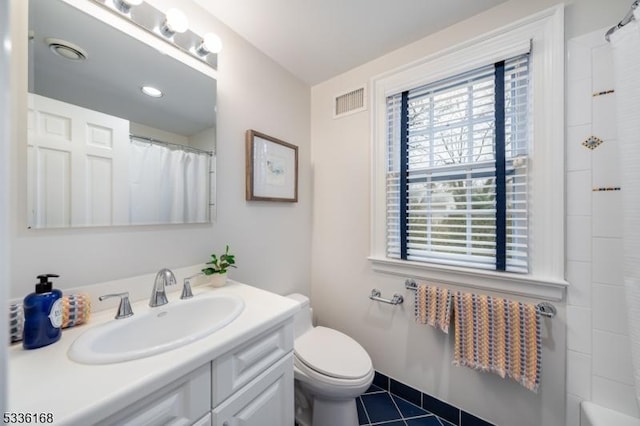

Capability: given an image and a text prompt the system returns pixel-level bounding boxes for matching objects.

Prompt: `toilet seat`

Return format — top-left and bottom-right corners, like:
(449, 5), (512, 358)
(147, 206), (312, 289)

(294, 355), (374, 390)
(294, 326), (373, 381)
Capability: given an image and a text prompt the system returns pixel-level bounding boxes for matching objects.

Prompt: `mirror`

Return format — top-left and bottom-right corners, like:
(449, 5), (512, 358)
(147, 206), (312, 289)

(27, 0), (217, 228)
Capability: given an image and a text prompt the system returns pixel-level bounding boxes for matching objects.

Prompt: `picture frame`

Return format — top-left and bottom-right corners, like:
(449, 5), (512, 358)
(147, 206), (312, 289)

(245, 130), (298, 202)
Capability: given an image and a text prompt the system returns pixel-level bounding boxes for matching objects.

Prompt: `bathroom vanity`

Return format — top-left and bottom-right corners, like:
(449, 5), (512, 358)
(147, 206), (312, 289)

(7, 281), (299, 425)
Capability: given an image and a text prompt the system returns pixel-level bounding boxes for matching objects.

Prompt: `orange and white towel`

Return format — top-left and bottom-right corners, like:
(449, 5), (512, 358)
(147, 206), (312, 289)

(453, 291), (541, 392)
(414, 284), (453, 333)
(9, 293), (91, 343)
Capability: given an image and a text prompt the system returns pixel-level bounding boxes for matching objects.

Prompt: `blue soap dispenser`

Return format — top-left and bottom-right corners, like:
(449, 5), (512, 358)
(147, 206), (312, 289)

(23, 274), (63, 350)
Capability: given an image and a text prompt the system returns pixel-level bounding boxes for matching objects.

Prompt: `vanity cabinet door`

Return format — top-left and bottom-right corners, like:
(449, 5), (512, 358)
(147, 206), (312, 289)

(193, 413), (212, 426)
(211, 321), (293, 406)
(212, 353), (294, 426)
(97, 364), (211, 426)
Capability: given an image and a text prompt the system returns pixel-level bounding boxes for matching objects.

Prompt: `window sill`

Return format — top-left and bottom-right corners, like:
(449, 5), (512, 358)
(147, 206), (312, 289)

(368, 256), (567, 301)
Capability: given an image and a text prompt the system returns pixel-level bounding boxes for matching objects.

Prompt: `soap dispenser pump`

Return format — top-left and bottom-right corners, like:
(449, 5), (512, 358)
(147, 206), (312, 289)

(23, 274), (63, 350)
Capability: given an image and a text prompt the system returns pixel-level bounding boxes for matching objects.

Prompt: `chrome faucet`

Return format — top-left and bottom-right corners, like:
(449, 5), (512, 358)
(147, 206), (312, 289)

(149, 268), (176, 307)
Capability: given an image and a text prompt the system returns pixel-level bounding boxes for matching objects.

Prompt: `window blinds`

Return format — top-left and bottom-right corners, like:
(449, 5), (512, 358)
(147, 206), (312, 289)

(386, 54), (530, 273)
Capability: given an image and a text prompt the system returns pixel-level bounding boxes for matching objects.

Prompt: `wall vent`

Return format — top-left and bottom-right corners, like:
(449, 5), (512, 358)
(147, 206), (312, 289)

(334, 86), (366, 118)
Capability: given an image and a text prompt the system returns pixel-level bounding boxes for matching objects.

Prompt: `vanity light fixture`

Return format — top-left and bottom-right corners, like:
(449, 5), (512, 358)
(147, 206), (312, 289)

(196, 33), (222, 56)
(160, 8), (189, 38)
(92, 0), (219, 69)
(113, 0), (143, 14)
(141, 86), (163, 98)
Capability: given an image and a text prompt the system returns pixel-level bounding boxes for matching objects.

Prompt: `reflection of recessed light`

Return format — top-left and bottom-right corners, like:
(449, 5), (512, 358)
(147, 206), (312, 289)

(141, 86), (163, 98)
(45, 38), (87, 61)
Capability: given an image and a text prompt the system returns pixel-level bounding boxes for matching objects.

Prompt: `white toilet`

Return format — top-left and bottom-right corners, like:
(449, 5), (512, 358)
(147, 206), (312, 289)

(286, 293), (374, 426)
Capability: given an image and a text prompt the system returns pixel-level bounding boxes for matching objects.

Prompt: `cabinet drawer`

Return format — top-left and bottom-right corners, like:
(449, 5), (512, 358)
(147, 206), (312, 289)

(97, 364), (211, 426)
(212, 353), (294, 426)
(212, 320), (293, 406)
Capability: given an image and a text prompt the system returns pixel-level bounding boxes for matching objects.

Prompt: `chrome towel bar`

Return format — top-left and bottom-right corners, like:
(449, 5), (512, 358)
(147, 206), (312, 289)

(370, 289), (404, 305)
(404, 279), (557, 318)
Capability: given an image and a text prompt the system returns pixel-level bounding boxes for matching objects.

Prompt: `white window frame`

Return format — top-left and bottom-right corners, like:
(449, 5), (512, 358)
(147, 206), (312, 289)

(369, 5), (567, 301)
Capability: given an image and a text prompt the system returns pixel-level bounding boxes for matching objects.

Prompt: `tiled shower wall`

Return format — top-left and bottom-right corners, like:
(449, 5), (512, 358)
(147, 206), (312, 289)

(565, 28), (637, 425)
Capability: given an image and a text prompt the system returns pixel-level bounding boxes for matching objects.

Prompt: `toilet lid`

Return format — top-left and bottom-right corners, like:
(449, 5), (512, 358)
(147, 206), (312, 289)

(294, 326), (372, 380)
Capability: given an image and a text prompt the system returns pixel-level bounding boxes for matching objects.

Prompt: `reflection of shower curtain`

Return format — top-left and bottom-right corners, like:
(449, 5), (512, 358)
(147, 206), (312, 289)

(185, 152), (210, 223)
(129, 140), (209, 224)
(610, 9), (640, 408)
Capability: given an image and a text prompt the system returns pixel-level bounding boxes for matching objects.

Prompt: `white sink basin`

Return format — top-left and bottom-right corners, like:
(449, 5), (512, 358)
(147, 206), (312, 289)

(68, 294), (244, 364)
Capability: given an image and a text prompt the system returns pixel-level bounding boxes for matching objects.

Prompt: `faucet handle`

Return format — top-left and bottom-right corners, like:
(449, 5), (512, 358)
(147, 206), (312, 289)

(181, 272), (203, 299)
(99, 292), (134, 319)
(181, 278), (194, 299)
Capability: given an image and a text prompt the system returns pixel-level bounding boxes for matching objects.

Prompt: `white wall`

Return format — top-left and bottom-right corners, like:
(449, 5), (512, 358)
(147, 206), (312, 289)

(310, 1), (631, 426)
(8, 0), (311, 299)
(1, 0), (12, 413)
(190, 126), (217, 153)
(565, 29), (637, 425)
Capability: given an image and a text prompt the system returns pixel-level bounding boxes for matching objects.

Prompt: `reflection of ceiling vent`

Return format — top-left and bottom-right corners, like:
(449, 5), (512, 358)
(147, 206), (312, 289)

(334, 86), (366, 118)
(45, 38), (87, 61)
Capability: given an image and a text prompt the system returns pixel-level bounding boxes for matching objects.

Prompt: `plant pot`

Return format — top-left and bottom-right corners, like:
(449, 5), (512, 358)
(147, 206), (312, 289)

(209, 272), (227, 288)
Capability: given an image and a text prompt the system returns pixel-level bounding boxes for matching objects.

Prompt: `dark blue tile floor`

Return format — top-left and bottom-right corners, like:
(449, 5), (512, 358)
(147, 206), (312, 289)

(357, 384), (456, 426)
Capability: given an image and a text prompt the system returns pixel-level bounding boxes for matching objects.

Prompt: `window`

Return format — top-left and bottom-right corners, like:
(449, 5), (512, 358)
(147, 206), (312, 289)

(386, 55), (530, 273)
(370, 6), (566, 300)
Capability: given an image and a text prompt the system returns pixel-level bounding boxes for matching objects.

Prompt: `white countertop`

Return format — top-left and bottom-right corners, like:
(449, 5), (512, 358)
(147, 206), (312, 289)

(8, 281), (299, 425)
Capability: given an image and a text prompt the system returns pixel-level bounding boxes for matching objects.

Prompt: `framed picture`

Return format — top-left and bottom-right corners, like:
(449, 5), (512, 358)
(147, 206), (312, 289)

(245, 130), (298, 202)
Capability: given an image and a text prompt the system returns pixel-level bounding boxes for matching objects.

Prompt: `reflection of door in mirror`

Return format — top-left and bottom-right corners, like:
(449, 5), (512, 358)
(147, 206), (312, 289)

(27, 94), (130, 228)
(27, 0), (217, 229)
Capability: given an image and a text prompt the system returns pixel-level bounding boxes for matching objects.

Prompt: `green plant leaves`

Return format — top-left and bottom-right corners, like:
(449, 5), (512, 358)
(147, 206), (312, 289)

(201, 246), (237, 275)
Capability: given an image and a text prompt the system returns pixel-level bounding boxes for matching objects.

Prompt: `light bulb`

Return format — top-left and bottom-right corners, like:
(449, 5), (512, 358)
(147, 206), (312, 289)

(161, 8), (189, 37)
(196, 33), (222, 56)
(113, 0), (143, 13)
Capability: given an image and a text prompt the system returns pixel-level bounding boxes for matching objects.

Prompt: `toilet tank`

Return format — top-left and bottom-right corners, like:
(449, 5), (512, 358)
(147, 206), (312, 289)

(286, 293), (313, 338)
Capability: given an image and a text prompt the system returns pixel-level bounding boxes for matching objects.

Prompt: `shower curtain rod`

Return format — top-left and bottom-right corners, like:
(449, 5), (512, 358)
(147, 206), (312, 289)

(605, 0), (639, 41)
(130, 134), (213, 156)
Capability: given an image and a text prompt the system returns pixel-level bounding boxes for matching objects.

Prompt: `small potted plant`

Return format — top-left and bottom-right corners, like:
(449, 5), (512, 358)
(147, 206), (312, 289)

(202, 245), (236, 287)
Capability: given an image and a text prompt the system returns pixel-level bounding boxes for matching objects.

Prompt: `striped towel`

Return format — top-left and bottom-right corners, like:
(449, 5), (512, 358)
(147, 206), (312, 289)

(414, 284), (453, 333)
(9, 303), (24, 343)
(453, 291), (542, 392)
(61, 293), (92, 328)
(8, 293), (92, 343)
